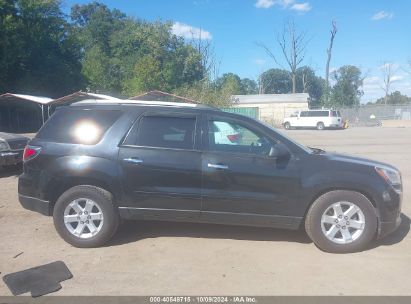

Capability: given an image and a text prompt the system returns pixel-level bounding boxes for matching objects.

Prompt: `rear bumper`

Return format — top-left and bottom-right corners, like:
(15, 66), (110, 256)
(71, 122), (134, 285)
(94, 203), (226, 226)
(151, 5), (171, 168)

(18, 194), (51, 216)
(0, 151), (23, 166)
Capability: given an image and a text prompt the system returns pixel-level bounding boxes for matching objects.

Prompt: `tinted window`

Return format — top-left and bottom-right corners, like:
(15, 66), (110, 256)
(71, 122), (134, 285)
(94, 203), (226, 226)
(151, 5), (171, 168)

(300, 111), (309, 117)
(208, 119), (272, 156)
(36, 109), (121, 145)
(133, 116), (196, 150)
(308, 111), (328, 117)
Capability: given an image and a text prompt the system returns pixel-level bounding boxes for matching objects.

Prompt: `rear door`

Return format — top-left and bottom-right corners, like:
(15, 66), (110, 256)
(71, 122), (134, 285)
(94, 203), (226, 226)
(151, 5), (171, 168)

(118, 112), (202, 220)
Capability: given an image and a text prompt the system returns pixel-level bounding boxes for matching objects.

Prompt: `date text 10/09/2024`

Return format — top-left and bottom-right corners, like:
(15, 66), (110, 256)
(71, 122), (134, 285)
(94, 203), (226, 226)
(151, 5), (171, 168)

(149, 297), (257, 303)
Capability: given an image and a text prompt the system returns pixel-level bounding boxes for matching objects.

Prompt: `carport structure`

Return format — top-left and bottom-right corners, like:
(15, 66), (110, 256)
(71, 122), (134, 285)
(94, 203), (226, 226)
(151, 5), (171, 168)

(49, 91), (122, 109)
(0, 93), (52, 133)
(0, 91), (121, 133)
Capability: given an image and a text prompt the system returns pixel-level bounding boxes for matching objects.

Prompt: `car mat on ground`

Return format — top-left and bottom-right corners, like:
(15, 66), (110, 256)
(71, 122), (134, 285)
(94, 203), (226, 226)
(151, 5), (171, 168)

(2, 261), (73, 297)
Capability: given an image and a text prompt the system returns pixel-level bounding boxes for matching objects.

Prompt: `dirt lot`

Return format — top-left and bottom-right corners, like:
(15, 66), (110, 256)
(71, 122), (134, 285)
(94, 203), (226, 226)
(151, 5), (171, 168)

(0, 127), (410, 296)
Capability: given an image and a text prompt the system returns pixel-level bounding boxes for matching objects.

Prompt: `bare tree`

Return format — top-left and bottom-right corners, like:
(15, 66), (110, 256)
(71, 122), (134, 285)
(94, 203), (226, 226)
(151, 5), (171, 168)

(302, 72), (308, 93)
(379, 62), (398, 105)
(257, 20), (309, 93)
(189, 29), (217, 80)
(325, 20), (337, 100)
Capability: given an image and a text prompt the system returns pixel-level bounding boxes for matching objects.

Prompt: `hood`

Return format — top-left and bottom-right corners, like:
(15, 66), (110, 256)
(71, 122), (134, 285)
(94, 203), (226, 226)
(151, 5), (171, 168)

(325, 151), (399, 172)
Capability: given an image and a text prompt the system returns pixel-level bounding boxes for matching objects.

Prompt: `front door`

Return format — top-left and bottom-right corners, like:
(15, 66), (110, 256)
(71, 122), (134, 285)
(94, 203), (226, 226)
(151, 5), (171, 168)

(201, 115), (301, 228)
(119, 112), (202, 220)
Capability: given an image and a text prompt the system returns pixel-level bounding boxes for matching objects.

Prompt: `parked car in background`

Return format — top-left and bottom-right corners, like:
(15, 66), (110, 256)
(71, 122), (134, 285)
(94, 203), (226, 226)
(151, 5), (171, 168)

(0, 132), (29, 169)
(18, 102), (402, 253)
(283, 110), (343, 130)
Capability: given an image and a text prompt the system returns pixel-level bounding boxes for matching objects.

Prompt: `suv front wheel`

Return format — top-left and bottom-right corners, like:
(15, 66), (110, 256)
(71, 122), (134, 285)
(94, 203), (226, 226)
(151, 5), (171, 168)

(305, 190), (377, 253)
(53, 185), (119, 248)
(284, 122), (291, 130)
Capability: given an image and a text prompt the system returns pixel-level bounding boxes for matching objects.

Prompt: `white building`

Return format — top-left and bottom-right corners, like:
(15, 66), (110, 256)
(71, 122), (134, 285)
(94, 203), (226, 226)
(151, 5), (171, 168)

(231, 93), (310, 126)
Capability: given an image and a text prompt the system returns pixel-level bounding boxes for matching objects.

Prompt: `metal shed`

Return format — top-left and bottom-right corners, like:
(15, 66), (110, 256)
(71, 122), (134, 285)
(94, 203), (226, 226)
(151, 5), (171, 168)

(230, 93), (310, 125)
(0, 93), (52, 133)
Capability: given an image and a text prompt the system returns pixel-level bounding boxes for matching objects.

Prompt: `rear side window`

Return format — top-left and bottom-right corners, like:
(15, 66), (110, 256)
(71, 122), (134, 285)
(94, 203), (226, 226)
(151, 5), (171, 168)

(37, 109), (121, 145)
(125, 116), (196, 150)
(308, 111), (328, 117)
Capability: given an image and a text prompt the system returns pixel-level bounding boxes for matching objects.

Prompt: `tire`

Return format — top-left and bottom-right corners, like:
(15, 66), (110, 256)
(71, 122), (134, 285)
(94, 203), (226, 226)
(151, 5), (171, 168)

(53, 185), (119, 248)
(316, 122), (325, 130)
(305, 190), (377, 253)
(284, 122), (291, 130)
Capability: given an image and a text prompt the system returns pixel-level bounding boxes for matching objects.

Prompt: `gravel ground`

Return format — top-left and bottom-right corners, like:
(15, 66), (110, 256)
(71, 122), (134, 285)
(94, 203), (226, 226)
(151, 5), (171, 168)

(0, 127), (410, 296)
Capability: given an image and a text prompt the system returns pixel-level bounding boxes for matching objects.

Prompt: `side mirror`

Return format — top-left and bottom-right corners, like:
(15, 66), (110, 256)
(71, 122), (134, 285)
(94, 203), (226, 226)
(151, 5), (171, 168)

(269, 144), (289, 159)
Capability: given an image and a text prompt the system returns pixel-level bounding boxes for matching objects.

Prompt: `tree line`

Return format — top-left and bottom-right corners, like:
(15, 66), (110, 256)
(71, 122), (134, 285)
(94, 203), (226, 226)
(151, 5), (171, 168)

(1, 1), (408, 107)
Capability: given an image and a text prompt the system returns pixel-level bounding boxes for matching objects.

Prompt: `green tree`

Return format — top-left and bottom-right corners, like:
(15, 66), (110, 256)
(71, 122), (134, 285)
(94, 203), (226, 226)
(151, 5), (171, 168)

(259, 68), (291, 94)
(375, 91), (411, 105)
(174, 79), (231, 107)
(295, 66), (324, 107)
(329, 65), (363, 107)
(0, 0), (83, 97)
(240, 78), (258, 95)
(72, 2), (205, 96)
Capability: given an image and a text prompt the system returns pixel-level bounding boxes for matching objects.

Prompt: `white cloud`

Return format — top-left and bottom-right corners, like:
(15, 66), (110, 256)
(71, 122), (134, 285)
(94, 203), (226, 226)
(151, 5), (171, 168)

(391, 75), (404, 82)
(372, 11), (394, 21)
(362, 68), (411, 102)
(255, 0), (311, 13)
(290, 2), (311, 13)
(363, 76), (380, 85)
(378, 62), (399, 70)
(254, 59), (266, 65)
(255, 0), (274, 8)
(171, 22), (212, 40)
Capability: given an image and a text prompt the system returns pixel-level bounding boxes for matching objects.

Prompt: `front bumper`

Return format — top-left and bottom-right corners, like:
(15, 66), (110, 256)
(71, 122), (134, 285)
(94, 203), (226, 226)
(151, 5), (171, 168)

(18, 194), (51, 216)
(0, 151), (23, 166)
(378, 214), (402, 239)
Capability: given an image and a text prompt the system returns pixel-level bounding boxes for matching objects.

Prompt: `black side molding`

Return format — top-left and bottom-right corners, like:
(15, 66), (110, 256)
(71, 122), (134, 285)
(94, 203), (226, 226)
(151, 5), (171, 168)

(18, 194), (51, 216)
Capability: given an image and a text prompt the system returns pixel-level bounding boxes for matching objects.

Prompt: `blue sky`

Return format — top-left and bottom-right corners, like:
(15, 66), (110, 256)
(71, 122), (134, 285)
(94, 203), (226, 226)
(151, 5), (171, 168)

(62, 0), (411, 102)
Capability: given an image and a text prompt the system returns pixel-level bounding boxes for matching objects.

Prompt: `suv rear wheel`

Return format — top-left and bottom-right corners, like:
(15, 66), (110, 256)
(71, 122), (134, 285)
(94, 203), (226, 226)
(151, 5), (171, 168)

(305, 190), (377, 253)
(53, 185), (119, 248)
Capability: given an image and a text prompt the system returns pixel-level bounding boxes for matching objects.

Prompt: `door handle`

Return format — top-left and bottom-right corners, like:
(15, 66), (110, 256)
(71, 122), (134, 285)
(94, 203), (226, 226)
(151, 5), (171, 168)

(207, 163), (229, 170)
(123, 158), (143, 164)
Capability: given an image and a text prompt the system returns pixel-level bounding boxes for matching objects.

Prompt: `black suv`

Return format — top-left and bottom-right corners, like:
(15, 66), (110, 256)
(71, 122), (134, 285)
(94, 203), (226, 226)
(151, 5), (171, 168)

(18, 102), (402, 252)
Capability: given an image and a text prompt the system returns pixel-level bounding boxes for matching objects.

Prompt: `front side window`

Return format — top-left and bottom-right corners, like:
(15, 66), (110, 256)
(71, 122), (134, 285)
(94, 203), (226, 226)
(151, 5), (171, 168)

(129, 116), (196, 150)
(208, 119), (273, 156)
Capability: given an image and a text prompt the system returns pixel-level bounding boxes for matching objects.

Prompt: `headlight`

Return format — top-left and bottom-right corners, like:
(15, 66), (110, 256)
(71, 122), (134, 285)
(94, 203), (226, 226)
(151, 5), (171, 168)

(0, 141), (9, 152)
(375, 166), (402, 192)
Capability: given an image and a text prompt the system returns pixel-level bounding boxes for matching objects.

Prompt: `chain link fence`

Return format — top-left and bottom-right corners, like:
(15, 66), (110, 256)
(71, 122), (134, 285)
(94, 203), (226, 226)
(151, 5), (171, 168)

(333, 104), (411, 126)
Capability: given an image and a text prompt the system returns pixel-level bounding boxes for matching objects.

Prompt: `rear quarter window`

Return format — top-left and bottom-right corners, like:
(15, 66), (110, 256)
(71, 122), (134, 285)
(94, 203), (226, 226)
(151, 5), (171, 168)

(308, 111), (329, 117)
(36, 108), (122, 145)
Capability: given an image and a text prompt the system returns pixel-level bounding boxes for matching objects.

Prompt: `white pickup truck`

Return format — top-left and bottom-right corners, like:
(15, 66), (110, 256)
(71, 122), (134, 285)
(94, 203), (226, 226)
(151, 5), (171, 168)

(283, 110), (343, 130)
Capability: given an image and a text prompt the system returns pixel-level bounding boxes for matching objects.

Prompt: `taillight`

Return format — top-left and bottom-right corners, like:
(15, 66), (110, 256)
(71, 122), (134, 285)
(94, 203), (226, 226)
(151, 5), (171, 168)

(23, 145), (41, 162)
(227, 134), (240, 143)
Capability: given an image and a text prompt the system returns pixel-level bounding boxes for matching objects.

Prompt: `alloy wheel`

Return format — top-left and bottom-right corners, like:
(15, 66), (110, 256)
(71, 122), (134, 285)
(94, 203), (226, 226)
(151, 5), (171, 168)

(63, 198), (104, 239)
(320, 201), (365, 244)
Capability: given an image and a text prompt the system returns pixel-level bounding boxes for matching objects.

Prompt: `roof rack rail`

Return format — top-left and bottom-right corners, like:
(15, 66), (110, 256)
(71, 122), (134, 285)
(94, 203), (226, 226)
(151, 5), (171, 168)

(71, 99), (220, 110)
